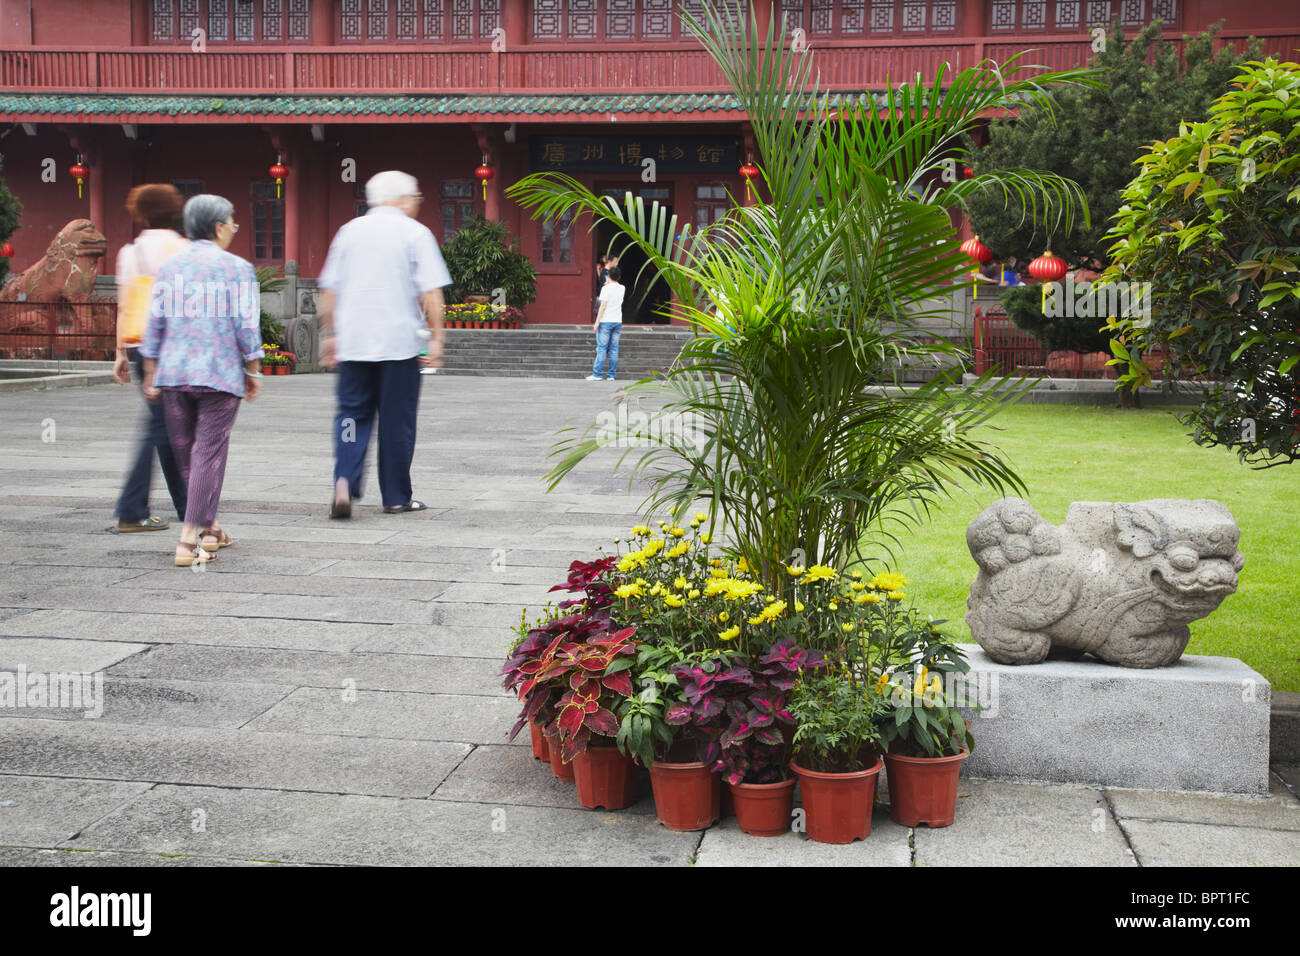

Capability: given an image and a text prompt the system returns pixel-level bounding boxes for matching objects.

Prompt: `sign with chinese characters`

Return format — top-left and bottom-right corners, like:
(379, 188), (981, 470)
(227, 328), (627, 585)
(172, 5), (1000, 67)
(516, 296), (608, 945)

(529, 136), (740, 173)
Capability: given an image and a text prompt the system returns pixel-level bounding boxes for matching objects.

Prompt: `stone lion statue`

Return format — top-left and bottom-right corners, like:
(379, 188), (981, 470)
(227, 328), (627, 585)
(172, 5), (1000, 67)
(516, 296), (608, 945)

(0, 219), (108, 335)
(966, 498), (1242, 668)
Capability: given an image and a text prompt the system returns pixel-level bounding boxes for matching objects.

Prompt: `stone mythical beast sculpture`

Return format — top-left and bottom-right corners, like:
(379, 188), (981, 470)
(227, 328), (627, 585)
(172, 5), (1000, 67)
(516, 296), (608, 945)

(966, 498), (1242, 668)
(0, 219), (107, 336)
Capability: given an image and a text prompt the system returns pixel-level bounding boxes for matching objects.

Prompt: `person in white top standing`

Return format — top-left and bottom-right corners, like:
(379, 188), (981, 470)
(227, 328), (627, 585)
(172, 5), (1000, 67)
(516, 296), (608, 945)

(588, 265), (625, 381)
(317, 170), (452, 517)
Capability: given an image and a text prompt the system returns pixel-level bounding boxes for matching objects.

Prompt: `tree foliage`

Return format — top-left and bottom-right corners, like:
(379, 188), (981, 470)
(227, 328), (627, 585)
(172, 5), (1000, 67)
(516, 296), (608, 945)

(0, 152), (23, 286)
(1106, 58), (1300, 467)
(967, 20), (1258, 273)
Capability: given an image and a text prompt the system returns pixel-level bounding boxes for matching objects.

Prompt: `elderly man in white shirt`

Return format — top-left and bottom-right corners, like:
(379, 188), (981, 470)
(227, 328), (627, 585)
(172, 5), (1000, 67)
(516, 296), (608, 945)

(317, 170), (452, 517)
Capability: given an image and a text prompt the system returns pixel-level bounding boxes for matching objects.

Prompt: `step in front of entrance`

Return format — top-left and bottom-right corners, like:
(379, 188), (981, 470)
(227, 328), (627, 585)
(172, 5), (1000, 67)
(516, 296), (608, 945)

(439, 327), (692, 379)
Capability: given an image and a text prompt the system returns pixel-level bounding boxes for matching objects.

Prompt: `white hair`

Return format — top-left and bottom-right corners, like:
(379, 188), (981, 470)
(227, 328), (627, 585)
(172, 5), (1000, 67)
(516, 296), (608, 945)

(365, 170), (420, 207)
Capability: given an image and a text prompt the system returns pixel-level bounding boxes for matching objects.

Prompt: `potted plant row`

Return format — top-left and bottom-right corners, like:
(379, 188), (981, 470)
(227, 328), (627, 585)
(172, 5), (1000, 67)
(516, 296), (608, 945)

(444, 302), (525, 330)
(502, 518), (980, 840)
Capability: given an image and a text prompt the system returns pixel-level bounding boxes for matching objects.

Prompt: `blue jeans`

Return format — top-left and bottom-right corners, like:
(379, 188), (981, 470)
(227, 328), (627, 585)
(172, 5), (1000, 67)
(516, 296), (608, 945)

(333, 357), (421, 509)
(593, 322), (622, 379)
(115, 348), (187, 523)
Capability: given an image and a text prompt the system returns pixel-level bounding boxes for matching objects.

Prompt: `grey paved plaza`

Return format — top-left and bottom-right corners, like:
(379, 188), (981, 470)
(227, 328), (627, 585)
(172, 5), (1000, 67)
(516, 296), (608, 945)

(0, 373), (1297, 866)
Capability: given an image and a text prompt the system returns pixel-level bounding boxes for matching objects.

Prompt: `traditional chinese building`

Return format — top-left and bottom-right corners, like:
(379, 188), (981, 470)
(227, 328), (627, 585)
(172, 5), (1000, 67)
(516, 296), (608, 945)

(0, 1), (1296, 325)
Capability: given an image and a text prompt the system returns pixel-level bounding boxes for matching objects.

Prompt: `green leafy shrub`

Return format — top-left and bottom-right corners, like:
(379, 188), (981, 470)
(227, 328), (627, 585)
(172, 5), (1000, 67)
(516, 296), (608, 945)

(442, 214), (537, 308)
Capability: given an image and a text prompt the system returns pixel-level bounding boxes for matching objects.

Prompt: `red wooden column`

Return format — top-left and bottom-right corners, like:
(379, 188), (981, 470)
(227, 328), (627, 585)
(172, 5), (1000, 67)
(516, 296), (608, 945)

(755, 0), (774, 40)
(284, 147), (300, 268)
(311, 0), (333, 43)
(87, 148), (105, 237)
(503, 0), (526, 48)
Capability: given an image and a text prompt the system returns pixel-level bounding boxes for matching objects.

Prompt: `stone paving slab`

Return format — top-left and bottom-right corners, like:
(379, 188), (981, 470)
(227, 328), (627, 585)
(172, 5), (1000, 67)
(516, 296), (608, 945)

(1123, 820), (1300, 867)
(315, 559), (561, 585)
(0, 846), (303, 866)
(1276, 764), (1299, 796)
(0, 718), (470, 798)
(0, 585), (257, 617)
(221, 593), (436, 625)
(64, 784), (698, 866)
(432, 744), (655, 814)
(357, 623), (515, 658)
(244, 687), (519, 747)
(911, 778), (1137, 867)
(108, 645), (504, 697)
(0, 636), (149, 672)
(0, 610), (371, 653)
(123, 568), (453, 602)
(2, 677), (293, 730)
(1107, 776), (1300, 831)
(695, 813), (912, 866)
(0, 775), (153, 846)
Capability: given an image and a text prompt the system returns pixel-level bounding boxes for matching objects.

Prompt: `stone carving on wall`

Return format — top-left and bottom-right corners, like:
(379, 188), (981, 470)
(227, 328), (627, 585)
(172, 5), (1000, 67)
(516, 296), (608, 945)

(966, 498), (1242, 668)
(0, 219), (108, 335)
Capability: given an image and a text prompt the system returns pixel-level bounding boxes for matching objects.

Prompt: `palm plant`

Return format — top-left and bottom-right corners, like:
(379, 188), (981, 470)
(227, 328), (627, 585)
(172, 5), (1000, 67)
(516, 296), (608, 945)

(507, 0), (1097, 601)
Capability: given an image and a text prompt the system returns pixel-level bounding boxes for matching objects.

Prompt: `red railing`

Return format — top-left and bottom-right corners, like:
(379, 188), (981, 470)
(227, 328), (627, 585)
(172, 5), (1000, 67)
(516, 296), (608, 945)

(973, 304), (1115, 380)
(0, 300), (117, 361)
(1, 32), (1294, 96)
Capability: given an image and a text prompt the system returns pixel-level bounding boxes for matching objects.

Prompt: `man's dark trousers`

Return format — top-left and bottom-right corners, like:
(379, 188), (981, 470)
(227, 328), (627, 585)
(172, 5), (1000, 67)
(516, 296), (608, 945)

(333, 357), (421, 509)
(115, 348), (188, 522)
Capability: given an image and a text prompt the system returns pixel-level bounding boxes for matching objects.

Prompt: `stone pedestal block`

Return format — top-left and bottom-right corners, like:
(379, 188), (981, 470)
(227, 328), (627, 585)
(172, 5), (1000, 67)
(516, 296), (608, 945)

(958, 649), (1270, 794)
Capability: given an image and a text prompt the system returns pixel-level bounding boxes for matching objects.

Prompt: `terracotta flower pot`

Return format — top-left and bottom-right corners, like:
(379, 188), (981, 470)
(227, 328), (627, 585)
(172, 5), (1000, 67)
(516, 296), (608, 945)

(729, 778), (795, 837)
(791, 757), (883, 844)
(529, 720), (549, 762)
(649, 760), (720, 831)
(548, 733), (575, 782)
(884, 748), (968, 828)
(573, 743), (639, 810)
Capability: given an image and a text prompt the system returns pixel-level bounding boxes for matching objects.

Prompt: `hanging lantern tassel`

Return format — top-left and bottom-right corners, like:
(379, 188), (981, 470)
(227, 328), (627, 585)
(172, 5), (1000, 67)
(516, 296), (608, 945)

(739, 162), (760, 202)
(475, 160), (495, 201)
(269, 159), (289, 200)
(69, 159), (89, 200)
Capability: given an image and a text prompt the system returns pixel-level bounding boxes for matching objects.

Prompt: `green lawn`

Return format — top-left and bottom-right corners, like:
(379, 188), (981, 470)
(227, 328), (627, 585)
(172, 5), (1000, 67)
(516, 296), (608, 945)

(876, 403), (1300, 691)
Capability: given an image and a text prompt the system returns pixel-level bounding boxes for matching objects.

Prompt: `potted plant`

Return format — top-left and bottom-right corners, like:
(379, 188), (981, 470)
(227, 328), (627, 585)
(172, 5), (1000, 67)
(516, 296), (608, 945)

(788, 662), (888, 844)
(875, 627), (977, 828)
(673, 638), (823, 837)
(442, 213), (537, 309)
(502, 557), (618, 782)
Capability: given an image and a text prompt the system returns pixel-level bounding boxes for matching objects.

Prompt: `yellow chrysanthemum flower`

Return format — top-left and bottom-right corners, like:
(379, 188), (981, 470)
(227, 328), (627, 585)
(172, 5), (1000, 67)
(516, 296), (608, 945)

(709, 567), (729, 580)
(688, 589), (701, 599)
(735, 557), (751, 574)
(614, 582), (645, 599)
(851, 570), (864, 580)
(851, 582), (866, 592)
(861, 592), (881, 604)
(828, 602), (838, 612)
(873, 673), (890, 694)
(870, 572), (910, 592)
(719, 625), (741, 642)
(718, 611), (729, 622)
(804, 565), (838, 583)
(888, 590), (906, 601)
(786, 565), (805, 577)
(673, 576), (688, 590)
(794, 601), (805, 612)
(630, 525), (652, 537)
(747, 600), (787, 626)
(669, 527), (686, 538)
(664, 594), (684, 608)
(842, 622), (855, 632)
(699, 533), (711, 544)
(666, 541), (691, 559)
(694, 511), (709, 522)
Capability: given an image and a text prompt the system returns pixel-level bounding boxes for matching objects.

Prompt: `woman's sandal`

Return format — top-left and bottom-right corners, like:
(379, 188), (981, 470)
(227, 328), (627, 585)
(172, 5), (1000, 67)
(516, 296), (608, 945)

(200, 527), (233, 553)
(174, 542), (215, 567)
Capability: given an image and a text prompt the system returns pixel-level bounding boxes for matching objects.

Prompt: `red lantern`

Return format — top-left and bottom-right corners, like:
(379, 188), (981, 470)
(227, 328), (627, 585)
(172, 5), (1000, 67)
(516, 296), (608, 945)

(269, 160), (289, 199)
(69, 160), (89, 199)
(1028, 249), (1068, 283)
(0, 241), (12, 258)
(960, 235), (993, 264)
(739, 162), (761, 202)
(475, 161), (494, 200)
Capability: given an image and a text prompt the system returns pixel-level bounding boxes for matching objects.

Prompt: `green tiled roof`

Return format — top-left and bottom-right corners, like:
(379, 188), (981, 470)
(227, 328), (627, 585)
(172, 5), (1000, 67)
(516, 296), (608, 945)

(0, 90), (895, 117)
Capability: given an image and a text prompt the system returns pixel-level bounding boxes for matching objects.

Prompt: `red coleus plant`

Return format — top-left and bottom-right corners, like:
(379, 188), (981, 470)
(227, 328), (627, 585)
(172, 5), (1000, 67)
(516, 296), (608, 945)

(667, 639), (824, 785)
(503, 557), (634, 758)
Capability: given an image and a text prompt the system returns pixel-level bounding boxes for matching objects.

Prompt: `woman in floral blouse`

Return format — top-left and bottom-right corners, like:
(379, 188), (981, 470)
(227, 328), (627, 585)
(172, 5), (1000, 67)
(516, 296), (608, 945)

(140, 194), (264, 567)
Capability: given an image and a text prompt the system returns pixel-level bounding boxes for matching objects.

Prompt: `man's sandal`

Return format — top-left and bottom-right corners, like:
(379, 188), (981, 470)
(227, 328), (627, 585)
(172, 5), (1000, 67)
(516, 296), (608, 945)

(383, 500), (428, 514)
(174, 543), (215, 567)
(200, 528), (233, 553)
(117, 516), (170, 532)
